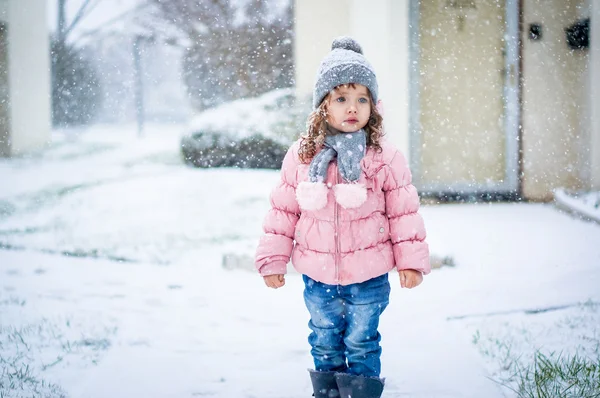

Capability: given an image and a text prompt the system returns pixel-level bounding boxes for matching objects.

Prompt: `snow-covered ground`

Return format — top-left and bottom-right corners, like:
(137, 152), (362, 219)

(1, 124), (599, 397)
(554, 188), (600, 224)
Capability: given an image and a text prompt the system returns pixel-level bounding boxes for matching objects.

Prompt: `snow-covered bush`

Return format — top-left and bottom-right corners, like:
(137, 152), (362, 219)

(181, 132), (287, 169)
(181, 88), (311, 169)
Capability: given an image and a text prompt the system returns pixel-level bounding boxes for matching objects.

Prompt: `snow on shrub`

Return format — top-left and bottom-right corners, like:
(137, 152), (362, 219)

(180, 89), (311, 169)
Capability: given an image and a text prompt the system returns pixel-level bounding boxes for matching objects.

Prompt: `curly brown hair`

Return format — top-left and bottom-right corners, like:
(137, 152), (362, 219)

(298, 85), (384, 164)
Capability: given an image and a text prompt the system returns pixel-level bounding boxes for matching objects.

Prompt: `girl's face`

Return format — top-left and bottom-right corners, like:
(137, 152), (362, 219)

(326, 84), (371, 133)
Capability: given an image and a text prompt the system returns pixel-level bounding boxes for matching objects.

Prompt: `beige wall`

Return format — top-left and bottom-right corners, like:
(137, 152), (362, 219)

(522, 0), (590, 200)
(592, 0), (600, 189)
(418, 0), (506, 186)
(0, 0), (9, 156)
(295, 0), (595, 199)
(294, 0), (411, 156)
(0, 22), (10, 157)
(6, 0), (51, 155)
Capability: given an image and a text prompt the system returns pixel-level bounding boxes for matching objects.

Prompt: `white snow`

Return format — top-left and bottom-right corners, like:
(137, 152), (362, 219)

(185, 88), (305, 146)
(554, 188), (600, 224)
(1, 123), (599, 397)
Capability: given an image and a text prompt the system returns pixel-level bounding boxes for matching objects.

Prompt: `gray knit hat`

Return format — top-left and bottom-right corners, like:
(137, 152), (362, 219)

(312, 36), (379, 109)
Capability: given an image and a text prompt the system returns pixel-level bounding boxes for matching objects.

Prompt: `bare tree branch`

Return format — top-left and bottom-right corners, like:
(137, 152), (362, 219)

(63, 0), (101, 40)
(71, 2), (154, 46)
(149, 0), (239, 35)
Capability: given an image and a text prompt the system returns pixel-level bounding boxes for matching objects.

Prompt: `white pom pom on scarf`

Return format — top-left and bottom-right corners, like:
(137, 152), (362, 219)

(296, 181), (329, 211)
(333, 183), (367, 209)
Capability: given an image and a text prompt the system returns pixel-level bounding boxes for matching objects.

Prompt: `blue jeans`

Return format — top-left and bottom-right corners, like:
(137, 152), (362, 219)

(302, 274), (390, 377)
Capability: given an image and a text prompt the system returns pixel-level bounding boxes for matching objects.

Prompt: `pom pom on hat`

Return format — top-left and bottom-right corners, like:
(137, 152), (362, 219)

(331, 37), (363, 54)
(312, 36), (378, 109)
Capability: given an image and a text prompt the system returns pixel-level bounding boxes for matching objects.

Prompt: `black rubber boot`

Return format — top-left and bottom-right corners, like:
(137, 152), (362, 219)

(308, 369), (340, 398)
(335, 373), (384, 398)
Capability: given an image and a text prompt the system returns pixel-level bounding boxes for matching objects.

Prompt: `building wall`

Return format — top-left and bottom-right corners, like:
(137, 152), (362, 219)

(295, 0), (595, 199)
(521, 0), (590, 200)
(6, 0), (51, 155)
(294, 0), (351, 103)
(349, 0), (410, 154)
(0, 1), (7, 23)
(417, 0), (507, 187)
(0, 22), (10, 157)
(0, 1), (9, 156)
(591, 0), (600, 189)
(389, 1), (411, 156)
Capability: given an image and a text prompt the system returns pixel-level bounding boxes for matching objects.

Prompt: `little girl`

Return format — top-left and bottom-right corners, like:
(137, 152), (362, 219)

(255, 36), (430, 398)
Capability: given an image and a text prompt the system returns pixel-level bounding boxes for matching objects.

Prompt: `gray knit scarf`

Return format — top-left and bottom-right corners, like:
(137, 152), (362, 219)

(308, 127), (366, 183)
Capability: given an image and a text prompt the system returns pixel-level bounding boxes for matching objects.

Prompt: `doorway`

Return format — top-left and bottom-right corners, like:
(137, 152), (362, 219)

(409, 0), (520, 197)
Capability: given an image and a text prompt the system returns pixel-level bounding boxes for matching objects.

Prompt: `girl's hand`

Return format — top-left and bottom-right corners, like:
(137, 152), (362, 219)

(399, 269), (423, 289)
(263, 274), (286, 289)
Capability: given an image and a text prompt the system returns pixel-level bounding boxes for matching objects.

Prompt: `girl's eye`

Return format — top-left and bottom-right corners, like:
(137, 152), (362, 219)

(336, 97), (345, 102)
(359, 98), (368, 104)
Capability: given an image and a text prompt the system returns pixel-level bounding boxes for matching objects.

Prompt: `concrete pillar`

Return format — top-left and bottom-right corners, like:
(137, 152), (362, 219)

(294, 0), (350, 104)
(591, 0), (600, 189)
(7, 0), (51, 155)
(349, 0), (410, 158)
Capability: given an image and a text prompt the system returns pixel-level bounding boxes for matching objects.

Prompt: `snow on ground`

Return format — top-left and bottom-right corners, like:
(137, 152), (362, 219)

(554, 188), (600, 224)
(1, 123), (599, 397)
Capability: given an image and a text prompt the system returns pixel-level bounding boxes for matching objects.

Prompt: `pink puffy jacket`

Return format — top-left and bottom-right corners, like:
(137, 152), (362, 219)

(255, 139), (430, 285)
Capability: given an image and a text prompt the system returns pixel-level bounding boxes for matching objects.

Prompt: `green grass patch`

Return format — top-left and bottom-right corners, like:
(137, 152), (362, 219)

(509, 351), (600, 398)
(0, 315), (117, 397)
(467, 301), (600, 397)
(0, 322), (68, 398)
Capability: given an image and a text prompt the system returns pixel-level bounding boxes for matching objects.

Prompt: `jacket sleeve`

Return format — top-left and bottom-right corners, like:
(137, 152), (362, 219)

(254, 145), (301, 276)
(383, 150), (431, 275)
